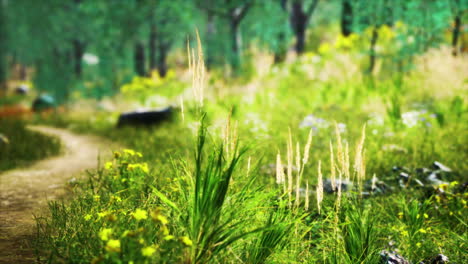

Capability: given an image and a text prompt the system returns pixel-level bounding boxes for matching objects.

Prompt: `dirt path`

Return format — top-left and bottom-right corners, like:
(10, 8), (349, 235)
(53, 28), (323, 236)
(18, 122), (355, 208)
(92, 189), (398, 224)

(0, 126), (118, 263)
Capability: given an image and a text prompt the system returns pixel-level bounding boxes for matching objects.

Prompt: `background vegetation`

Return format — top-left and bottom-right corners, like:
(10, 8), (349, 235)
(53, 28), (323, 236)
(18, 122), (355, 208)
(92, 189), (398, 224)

(0, 0), (467, 263)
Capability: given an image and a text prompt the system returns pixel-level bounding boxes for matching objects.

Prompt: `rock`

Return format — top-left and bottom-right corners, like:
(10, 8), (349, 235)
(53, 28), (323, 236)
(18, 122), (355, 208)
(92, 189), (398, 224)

(32, 95), (56, 112)
(432, 161), (452, 173)
(117, 107), (173, 127)
(420, 254), (449, 264)
(0, 133), (9, 146)
(366, 176), (392, 194)
(416, 167), (432, 175)
(323, 178), (352, 193)
(15, 84), (29, 95)
(426, 172), (448, 186)
(430, 254), (449, 264)
(380, 250), (410, 264)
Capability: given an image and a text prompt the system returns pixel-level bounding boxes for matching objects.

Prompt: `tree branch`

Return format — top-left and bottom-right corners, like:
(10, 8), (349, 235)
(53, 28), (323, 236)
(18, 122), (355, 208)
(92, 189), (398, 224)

(305, 0), (319, 21)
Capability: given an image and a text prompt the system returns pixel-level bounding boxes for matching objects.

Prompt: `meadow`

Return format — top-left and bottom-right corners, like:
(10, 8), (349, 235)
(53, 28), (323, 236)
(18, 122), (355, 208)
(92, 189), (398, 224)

(28, 44), (467, 263)
(1, 1), (467, 263)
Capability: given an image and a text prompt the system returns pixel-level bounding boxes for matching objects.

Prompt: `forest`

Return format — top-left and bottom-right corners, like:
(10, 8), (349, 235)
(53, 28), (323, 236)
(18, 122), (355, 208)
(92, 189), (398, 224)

(0, 0), (467, 263)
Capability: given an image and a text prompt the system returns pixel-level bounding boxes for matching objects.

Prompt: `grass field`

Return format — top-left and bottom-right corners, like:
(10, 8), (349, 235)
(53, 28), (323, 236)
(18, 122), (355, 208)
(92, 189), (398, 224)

(29, 47), (468, 263)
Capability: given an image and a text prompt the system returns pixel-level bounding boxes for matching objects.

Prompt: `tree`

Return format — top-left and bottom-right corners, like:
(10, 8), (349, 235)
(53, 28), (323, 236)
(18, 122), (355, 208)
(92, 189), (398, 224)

(197, 0), (255, 71)
(282, 0), (320, 55)
(0, 0), (7, 94)
(341, 0), (353, 37)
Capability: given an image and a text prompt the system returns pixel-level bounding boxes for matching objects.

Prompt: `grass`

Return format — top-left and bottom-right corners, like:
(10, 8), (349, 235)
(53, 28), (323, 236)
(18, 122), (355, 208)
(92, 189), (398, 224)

(0, 119), (61, 172)
(26, 45), (468, 263)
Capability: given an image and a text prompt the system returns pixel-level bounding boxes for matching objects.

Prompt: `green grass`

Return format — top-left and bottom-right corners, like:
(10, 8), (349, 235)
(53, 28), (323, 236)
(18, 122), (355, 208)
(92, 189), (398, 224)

(0, 119), (61, 172)
(29, 50), (467, 263)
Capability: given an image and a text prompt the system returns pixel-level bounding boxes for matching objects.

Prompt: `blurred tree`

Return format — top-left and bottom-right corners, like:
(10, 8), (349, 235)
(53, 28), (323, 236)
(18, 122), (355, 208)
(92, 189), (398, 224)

(0, 0), (7, 94)
(341, 0), (353, 36)
(197, 0), (255, 72)
(449, 0), (467, 56)
(283, 0), (320, 55)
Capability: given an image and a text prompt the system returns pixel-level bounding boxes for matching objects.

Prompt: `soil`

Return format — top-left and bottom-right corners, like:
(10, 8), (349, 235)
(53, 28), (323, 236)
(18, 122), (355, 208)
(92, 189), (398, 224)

(0, 126), (117, 263)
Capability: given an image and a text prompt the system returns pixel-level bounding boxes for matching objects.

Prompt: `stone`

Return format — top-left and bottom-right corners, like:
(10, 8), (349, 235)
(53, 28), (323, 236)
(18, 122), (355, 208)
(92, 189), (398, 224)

(117, 107), (173, 127)
(32, 95), (56, 112)
(15, 84), (29, 95)
(426, 172), (448, 186)
(380, 250), (410, 264)
(430, 254), (449, 264)
(432, 161), (452, 172)
(0, 133), (9, 146)
(323, 178), (352, 193)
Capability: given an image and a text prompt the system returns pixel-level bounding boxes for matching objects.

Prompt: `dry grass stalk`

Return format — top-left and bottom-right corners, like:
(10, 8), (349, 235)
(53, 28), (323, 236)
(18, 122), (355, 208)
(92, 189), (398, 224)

(344, 141), (350, 181)
(329, 141), (336, 191)
(276, 152), (284, 185)
(187, 30), (205, 107)
(295, 141), (301, 207)
(354, 125), (366, 190)
(305, 180), (309, 211)
(336, 173), (342, 212)
(302, 129), (313, 165)
(180, 96), (185, 122)
(316, 160), (324, 214)
(287, 128), (293, 205)
(334, 122), (346, 180)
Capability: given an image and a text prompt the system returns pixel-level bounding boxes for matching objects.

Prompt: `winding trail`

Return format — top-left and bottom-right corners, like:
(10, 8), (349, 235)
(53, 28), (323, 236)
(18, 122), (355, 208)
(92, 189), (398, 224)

(0, 126), (117, 263)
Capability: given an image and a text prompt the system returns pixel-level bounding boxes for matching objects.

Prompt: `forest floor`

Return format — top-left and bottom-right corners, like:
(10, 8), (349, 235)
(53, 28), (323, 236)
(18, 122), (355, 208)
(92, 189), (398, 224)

(0, 126), (117, 264)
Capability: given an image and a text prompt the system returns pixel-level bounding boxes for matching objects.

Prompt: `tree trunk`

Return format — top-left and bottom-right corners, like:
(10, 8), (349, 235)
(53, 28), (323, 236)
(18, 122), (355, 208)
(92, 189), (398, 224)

(72, 39), (85, 78)
(156, 41), (169, 78)
(452, 15), (461, 56)
(0, 0), (7, 94)
(368, 27), (379, 74)
(230, 20), (242, 71)
(341, 0), (353, 36)
(205, 12), (216, 69)
(291, 2), (307, 55)
(148, 24), (157, 73)
(134, 41), (146, 76)
(274, 0), (288, 63)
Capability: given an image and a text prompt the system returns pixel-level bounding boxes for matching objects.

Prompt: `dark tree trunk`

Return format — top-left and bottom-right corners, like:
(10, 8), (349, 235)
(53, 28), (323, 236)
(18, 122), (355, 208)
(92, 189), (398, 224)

(274, 0), (288, 63)
(368, 27), (379, 74)
(341, 0), (353, 36)
(291, 2), (307, 55)
(0, 0), (7, 94)
(205, 12), (216, 69)
(148, 24), (157, 73)
(156, 41), (169, 78)
(134, 41), (146, 76)
(230, 20), (242, 71)
(72, 39), (85, 78)
(452, 15), (461, 56)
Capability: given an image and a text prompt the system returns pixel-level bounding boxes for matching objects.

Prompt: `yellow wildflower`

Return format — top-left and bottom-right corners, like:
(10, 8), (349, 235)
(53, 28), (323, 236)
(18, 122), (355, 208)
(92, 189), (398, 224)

(99, 228), (113, 241)
(318, 43), (331, 55)
(141, 246), (156, 257)
(132, 209), (148, 221)
(181, 236), (193, 246)
(397, 212), (403, 219)
(416, 242), (421, 248)
(104, 162), (113, 170)
(164, 235), (175, 241)
(84, 214), (92, 221)
(93, 195), (101, 202)
(418, 228), (427, 234)
(105, 239), (121, 253)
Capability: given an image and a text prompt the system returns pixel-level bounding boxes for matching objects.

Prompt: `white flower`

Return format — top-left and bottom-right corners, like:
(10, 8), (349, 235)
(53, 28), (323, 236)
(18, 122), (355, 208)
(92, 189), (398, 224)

(82, 53), (99, 65)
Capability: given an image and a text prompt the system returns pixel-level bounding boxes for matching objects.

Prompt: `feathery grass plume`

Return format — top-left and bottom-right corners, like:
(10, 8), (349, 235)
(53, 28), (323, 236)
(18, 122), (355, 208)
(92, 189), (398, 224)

(295, 141), (301, 207)
(334, 122), (345, 179)
(302, 129), (313, 165)
(305, 180), (309, 211)
(180, 96), (185, 122)
(329, 141), (336, 192)
(344, 141), (350, 181)
(187, 29), (205, 108)
(316, 160), (324, 214)
(287, 127), (293, 205)
(276, 152), (284, 185)
(336, 173), (343, 213)
(354, 125), (366, 191)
